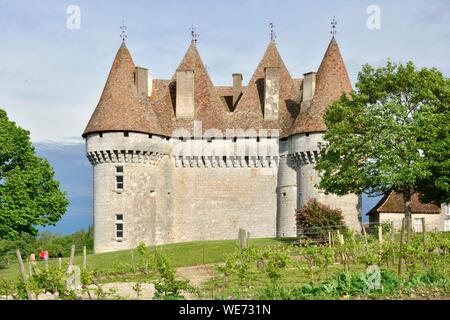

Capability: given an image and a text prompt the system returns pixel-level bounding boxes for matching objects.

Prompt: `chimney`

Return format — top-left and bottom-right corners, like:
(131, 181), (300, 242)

(134, 67), (148, 98)
(264, 67), (280, 121)
(302, 71), (316, 101)
(147, 71), (153, 96)
(176, 69), (195, 118)
(232, 73), (243, 106)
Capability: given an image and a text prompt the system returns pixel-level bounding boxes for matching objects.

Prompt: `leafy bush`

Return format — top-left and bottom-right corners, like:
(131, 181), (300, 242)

(152, 250), (195, 300)
(296, 199), (346, 240)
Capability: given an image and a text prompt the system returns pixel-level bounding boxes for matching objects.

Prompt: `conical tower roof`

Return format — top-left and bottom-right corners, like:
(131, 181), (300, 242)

(83, 43), (161, 137)
(171, 42), (226, 132)
(291, 37), (352, 134)
(231, 40), (298, 132)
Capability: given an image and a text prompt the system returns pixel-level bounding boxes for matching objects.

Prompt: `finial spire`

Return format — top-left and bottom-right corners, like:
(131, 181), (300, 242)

(330, 16), (337, 37)
(191, 25), (199, 44)
(120, 20), (127, 43)
(269, 23), (277, 42)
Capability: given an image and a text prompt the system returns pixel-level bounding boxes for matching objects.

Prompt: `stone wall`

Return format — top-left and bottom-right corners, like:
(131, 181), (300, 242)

(371, 212), (447, 232)
(87, 130), (362, 253)
(172, 166), (277, 242)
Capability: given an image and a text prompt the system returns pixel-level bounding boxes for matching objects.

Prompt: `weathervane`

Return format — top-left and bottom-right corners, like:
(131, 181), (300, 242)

(330, 16), (337, 36)
(120, 20), (127, 42)
(191, 25), (199, 44)
(269, 23), (277, 42)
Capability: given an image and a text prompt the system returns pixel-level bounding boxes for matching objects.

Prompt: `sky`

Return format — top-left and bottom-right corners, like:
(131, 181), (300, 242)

(1, 0), (449, 234)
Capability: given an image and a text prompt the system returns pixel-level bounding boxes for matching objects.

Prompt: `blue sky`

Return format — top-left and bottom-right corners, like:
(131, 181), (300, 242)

(1, 0), (449, 233)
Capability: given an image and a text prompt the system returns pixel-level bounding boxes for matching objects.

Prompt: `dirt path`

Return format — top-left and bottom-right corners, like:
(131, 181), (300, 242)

(176, 264), (215, 287)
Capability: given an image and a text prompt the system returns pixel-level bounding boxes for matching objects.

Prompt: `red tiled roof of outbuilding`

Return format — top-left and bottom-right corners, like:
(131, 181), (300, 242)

(367, 192), (441, 215)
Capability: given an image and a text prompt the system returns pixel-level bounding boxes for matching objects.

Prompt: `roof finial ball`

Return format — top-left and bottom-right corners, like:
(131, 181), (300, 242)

(269, 22), (277, 42)
(191, 25), (199, 45)
(120, 20), (127, 43)
(330, 16), (337, 37)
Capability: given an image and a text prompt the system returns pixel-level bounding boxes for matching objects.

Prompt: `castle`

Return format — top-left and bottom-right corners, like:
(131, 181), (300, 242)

(83, 32), (361, 253)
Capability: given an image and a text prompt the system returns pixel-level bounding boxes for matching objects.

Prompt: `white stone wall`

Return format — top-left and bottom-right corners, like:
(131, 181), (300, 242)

(86, 130), (363, 253)
(375, 213), (445, 232)
(287, 133), (361, 232)
(172, 166), (277, 242)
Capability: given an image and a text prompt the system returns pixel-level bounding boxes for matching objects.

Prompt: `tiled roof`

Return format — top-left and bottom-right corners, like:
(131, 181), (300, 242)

(291, 37), (352, 134)
(367, 192), (441, 215)
(83, 37), (351, 138)
(230, 41), (300, 135)
(83, 43), (162, 136)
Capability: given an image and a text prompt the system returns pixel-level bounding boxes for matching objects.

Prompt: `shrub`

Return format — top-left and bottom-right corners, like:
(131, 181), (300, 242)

(296, 199), (346, 240)
(152, 250), (195, 300)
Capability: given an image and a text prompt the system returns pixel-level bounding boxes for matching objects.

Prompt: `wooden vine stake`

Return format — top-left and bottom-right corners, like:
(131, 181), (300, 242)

(398, 218), (405, 275)
(328, 231), (332, 248)
(83, 246), (87, 269)
(421, 218), (427, 248)
(361, 223), (368, 252)
(68, 244), (76, 269)
(16, 249), (33, 300)
(336, 230), (347, 270)
(378, 225), (383, 244)
(391, 221), (396, 265)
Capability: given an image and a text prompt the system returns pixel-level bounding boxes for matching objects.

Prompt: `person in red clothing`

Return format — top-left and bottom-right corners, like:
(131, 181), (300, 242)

(39, 249), (45, 261)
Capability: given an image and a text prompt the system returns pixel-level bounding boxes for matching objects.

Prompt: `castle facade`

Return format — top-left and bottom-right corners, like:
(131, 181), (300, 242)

(83, 34), (361, 253)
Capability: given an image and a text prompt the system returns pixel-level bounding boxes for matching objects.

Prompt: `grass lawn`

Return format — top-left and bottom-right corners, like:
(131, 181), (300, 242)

(0, 238), (293, 282)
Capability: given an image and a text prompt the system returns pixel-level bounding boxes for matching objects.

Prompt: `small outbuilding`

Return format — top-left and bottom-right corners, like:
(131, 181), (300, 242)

(367, 192), (450, 232)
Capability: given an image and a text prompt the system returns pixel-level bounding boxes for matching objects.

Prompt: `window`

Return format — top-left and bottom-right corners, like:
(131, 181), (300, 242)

(116, 215), (124, 240)
(413, 218), (423, 233)
(116, 175), (124, 190)
(445, 205), (450, 216)
(444, 219), (450, 232)
(124, 132), (129, 137)
(115, 166), (124, 191)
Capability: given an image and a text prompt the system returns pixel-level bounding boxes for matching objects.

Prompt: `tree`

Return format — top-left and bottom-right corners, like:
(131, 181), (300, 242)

(0, 109), (69, 240)
(316, 61), (450, 224)
(416, 93), (450, 204)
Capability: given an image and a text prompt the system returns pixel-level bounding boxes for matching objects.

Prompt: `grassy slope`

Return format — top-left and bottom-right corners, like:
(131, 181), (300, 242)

(0, 238), (292, 282)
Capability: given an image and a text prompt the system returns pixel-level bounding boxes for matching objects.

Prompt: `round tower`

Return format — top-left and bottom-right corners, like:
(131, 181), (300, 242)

(284, 36), (362, 233)
(276, 141), (298, 237)
(83, 42), (172, 253)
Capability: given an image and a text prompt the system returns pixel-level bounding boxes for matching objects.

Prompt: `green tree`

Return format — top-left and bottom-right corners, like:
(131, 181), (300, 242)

(416, 93), (450, 204)
(316, 61), (449, 222)
(0, 109), (69, 240)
